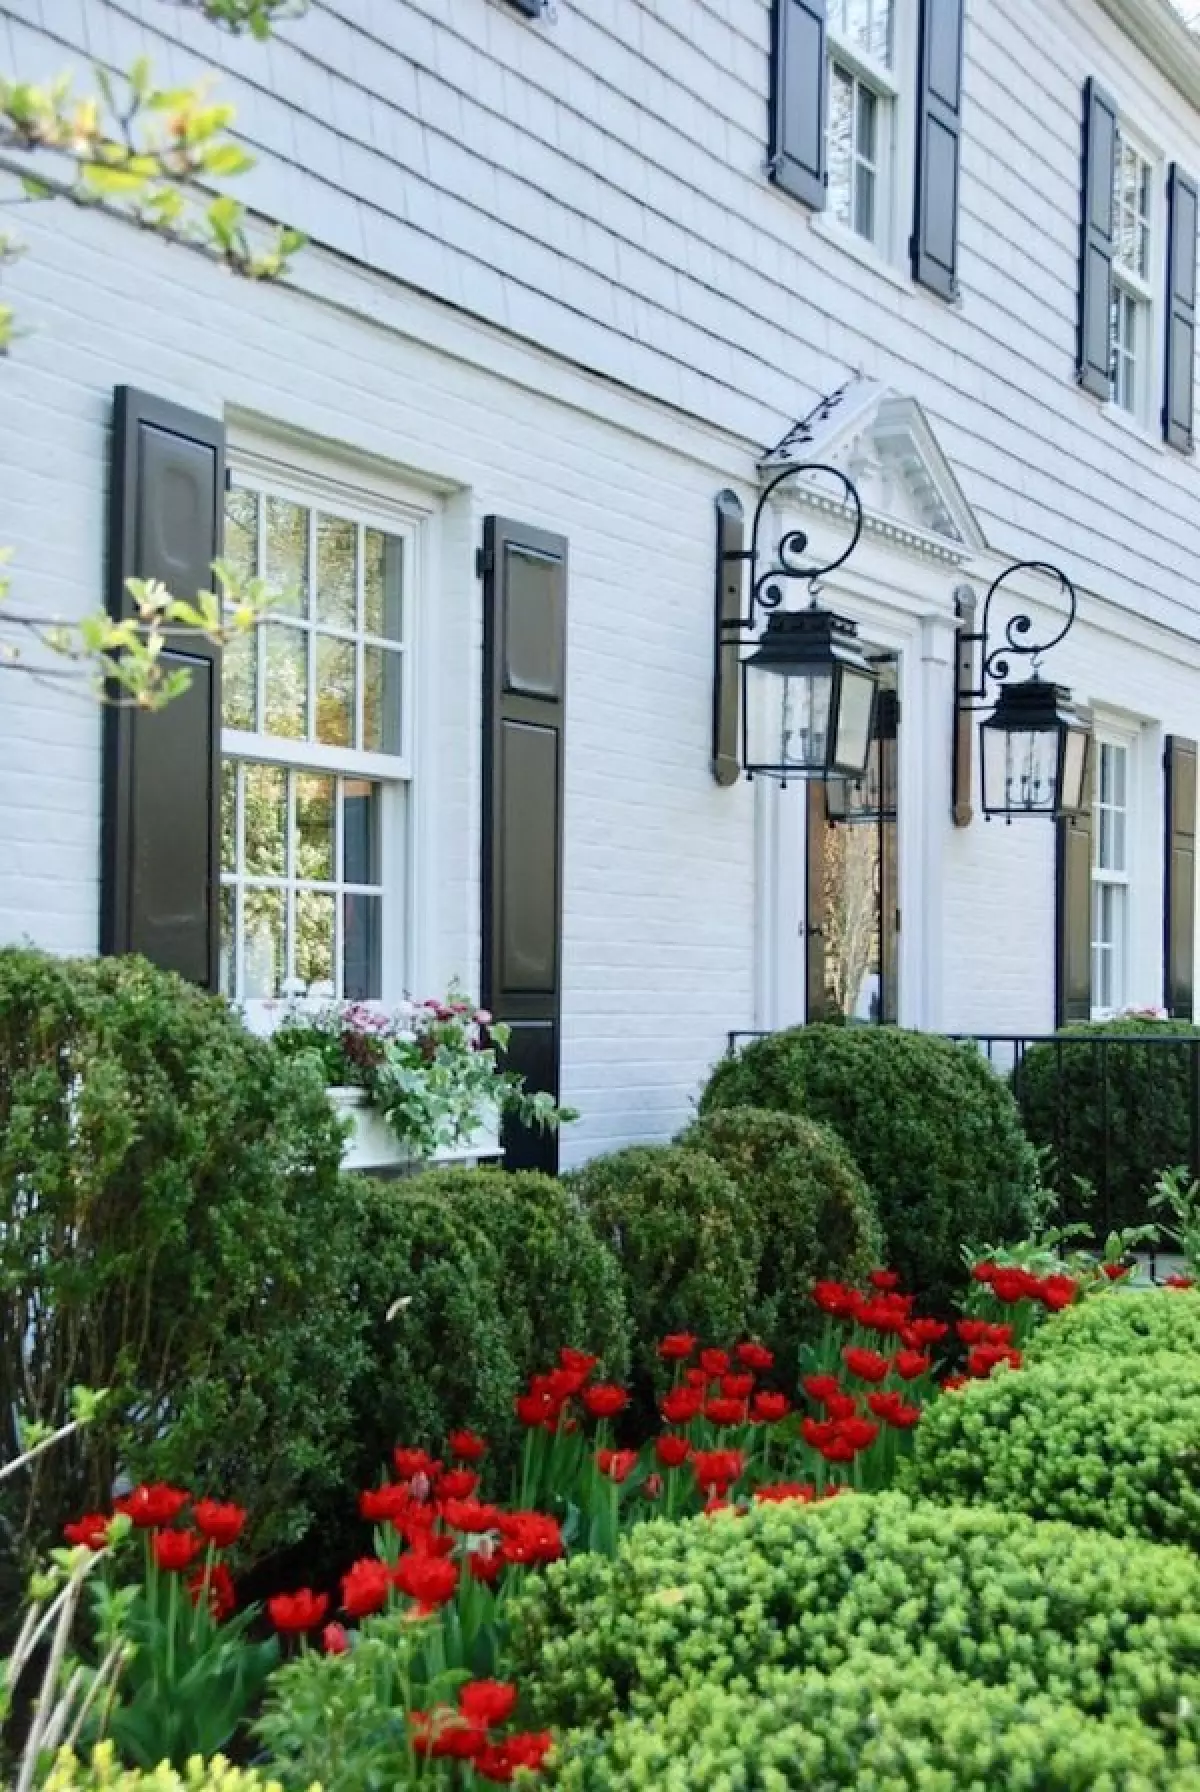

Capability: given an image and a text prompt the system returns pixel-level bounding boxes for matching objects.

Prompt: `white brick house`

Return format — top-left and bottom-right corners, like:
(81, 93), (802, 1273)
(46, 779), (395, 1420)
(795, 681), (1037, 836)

(1, 0), (1199, 1166)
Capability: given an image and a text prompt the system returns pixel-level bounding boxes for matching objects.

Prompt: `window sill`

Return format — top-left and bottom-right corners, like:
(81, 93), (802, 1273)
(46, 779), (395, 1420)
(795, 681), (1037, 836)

(1101, 400), (1165, 455)
(809, 213), (913, 294)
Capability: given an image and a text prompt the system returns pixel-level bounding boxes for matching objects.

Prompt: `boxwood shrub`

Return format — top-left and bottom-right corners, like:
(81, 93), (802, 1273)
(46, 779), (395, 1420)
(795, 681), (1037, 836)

(907, 1350), (1200, 1548)
(0, 948), (360, 1565)
(43, 1749), (286, 1792)
(404, 1167), (631, 1387)
(567, 1146), (759, 1410)
(679, 1107), (882, 1374)
(700, 1026), (1040, 1306)
(547, 1657), (1197, 1791)
(1014, 1017), (1200, 1232)
(510, 1491), (1200, 1760)
(1026, 1287), (1200, 1363)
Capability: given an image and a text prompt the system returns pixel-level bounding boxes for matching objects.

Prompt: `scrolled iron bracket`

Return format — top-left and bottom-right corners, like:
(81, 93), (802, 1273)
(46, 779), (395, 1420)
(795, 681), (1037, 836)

(956, 558), (1079, 709)
(723, 462), (865, 640)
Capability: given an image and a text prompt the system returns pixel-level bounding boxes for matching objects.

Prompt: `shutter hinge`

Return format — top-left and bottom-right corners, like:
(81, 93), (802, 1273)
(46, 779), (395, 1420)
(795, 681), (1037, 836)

(475, 545), (494, 580)
(224, 467), (233, 491)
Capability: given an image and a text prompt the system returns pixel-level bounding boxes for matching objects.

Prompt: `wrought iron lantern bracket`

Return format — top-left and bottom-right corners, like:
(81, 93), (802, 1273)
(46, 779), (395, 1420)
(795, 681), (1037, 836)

(954, 559), (1079, 713)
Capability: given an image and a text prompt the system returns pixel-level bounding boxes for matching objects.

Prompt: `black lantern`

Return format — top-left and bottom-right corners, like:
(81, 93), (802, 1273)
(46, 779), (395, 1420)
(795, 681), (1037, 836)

(955, 561), (1091, 823)
(979, 680), (1091, 820)
(826, 685), (898, 823)
(713, 461), (878, 787)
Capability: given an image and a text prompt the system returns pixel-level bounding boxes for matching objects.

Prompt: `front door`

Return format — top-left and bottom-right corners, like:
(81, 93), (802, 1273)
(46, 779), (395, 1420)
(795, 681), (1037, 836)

(806, 660), (899, 1024)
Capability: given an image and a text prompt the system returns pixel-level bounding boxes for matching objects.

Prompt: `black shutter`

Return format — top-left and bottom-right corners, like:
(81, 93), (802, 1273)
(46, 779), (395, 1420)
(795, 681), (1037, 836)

(481, 517), (567, 1174)
(911, 0), (965, 299)
(1165, 735), (1197, 1018)
(769, 0), (827, 211)
(1164, 164), (1198, 451)
(712, 491), (744, 788)
(1078, 78), (1117, 401)
(1056, 744), (1095, 1025)
(101, 388), (225, 989)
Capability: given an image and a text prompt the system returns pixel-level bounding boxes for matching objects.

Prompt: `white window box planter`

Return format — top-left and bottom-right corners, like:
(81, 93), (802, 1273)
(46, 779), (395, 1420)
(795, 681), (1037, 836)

(328, 1086), (502, 1173)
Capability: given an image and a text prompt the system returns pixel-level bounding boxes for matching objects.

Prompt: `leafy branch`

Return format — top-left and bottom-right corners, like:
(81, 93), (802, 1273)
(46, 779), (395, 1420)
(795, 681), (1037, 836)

(172, 0), (309, 35)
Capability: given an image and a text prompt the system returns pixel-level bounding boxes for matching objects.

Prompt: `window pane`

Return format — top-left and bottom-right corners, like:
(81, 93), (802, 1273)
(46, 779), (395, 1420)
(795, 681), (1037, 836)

(296, 774), (336, 882)
(344, 893), (382, 1000)
(828, 66), (854, 226)
(856, 82), (877, 165)
(315, 634), (355, 747)
(343, 780), (382, 885)
(223, 626), (258, 731)
(315, 513), (357, 630)
(1111, 744), (1127, 805)
(854, 162), (876, 242)
(363, 645), (404, 756)
(221, 762), (238, 874)
(264, 496), (308, 617)
(364, 530), (404, 640)
(243, 887), (286, 998)
(263, 623), (308, 740)
(224, 488), (257, 585)
(295, 891), (336, 995)
(243, 763), (287, 877)
(219, 884), (236, 1000)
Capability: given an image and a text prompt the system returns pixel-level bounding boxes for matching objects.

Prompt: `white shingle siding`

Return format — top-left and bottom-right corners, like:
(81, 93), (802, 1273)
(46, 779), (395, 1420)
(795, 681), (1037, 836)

(1, 0), (1199, 1156)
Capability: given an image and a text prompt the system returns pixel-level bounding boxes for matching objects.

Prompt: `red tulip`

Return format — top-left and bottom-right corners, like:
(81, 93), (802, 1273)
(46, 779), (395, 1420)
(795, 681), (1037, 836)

(658, 1333), (698, 1361)
(447, 1429), (488, 1462)
(735, 1341), (775, 1371)
(655, 1434), (691, 1468)
(341, 1556), (392, 1618)
(152, 1529), (204, 1573)
(842, 1346), (889, 1383)
(459, 1680), (518, 1728)
(582, 1384), (629, 1420)
(193, 1499), (247, 1549)
(115, 1484), (189, 1529)
(63, 1513), (110, 1551)
(268, 1589), (329, 1633)
(751, 1391), (790, 1423)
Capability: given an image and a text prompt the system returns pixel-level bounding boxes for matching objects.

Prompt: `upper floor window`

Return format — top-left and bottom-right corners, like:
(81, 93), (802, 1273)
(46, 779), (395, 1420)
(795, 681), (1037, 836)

(827, 0), (897, 251)
(1109, 127), (1156, 419)
(219, 465), (418, 1007)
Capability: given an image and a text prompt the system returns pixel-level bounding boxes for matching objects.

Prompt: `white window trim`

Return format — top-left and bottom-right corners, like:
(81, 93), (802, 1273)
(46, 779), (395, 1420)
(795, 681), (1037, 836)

(1106, 119), (1163, 433)
(222, 438), (437, 1018)
(818, 5), (917, 272)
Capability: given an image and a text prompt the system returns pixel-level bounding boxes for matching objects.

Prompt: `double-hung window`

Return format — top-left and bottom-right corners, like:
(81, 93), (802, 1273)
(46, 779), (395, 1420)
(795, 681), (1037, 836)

(1091, 739), (1131, 1013)
(826, 0), (897, 251)
(219, 464), (416, 1007)
(1110, 128), (1155, 418)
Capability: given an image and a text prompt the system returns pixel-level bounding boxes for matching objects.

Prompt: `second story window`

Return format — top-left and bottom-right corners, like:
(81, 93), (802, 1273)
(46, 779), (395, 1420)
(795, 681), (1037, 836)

(827, 1), (896, 251)
(1091, 738), (1132, 1015)
(1110, 128), (1155, 417)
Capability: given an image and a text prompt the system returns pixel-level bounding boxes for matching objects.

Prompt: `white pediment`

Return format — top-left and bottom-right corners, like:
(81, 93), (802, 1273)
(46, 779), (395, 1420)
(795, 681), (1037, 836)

(759, 378), (988, 559)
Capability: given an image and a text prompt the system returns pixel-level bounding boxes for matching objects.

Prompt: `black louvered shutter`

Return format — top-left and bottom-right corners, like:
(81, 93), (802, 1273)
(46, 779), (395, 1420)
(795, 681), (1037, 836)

(911, 0), (965, 299)
(1056, 744), (1095, 1025)
(481, 517), (567, 1173)
(101, 388), (225, 989)
(769, 0), (827, 211)
(1165, 735), (1197, 1018)
(1078, 78), (1117, 400)
(1164, 165), (1198, 451)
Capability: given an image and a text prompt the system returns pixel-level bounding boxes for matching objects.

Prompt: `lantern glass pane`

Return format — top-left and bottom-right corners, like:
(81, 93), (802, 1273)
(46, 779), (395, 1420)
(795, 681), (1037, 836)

(983, 721), (1059, 814)
(834, 666), (876, 774)
(1060, 727), (1090, 817)
(782, 668), (834, 771)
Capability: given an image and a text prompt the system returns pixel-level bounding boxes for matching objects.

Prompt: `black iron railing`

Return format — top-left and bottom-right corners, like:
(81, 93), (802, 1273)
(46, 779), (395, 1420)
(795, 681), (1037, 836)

(725, 1027), (1200, 1237)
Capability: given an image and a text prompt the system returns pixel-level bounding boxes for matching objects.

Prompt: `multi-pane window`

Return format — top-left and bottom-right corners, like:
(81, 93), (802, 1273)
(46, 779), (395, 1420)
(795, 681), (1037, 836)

(220, 476), (412, 1004)
(827, 0), (895, 250)
(1110, 130), (1155, 417)
(1091, 741), (1130, 1013)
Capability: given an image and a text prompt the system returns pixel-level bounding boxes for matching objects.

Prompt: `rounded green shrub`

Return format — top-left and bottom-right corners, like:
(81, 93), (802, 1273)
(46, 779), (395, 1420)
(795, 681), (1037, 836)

(566, 1146), (759, 1406)
(679, 1107), (881, 1374)
(700, 1026), (1040, 1305)
(0, 948), (359, 1563)
(547, 1657), (1198, 1791)
(509, 1491), (1200, 1760)
(1015, 1018), (1200, 1233)
(405, 1167), (631, 1385)
(907, 1349), (1200, 1547)
(341, 1178), (522, 1478)
(1027, 1287), (1200, 1363)
(44, 1749), (289, 1792)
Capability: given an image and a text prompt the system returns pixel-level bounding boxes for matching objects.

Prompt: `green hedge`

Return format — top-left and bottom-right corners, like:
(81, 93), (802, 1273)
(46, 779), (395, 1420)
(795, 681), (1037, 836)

(404, 1167), (631, 1387)
(700, 1026), (1040, 1306)
(1015, 1018), (1200, 1232)
(510, 1492), (1200, 1762)
(0, 949), (359, 1564)
(679, 1107), (881, 1373)
(546, 1657), (1198, 1791)
(907, 1350), (1200, 1548)
(567, 1146), (759, 1409)
(1026, 1287), (1200, 1363)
